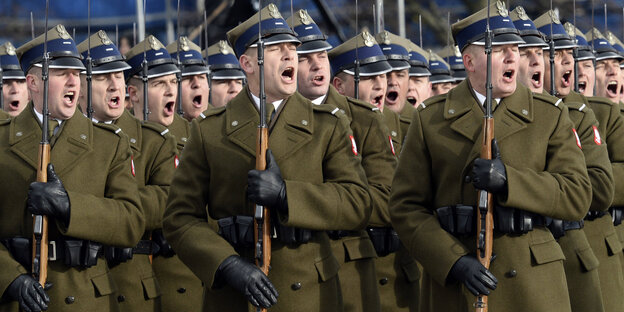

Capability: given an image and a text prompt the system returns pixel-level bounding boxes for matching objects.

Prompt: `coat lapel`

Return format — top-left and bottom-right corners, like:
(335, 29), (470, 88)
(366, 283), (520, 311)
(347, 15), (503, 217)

(446, 81), (483, 143)
(115, 110), (142, 158)
(9, 104), (42, 170)
(268, 92), (313, 162)
(49, 112), (93, 176)
(493, 84), (532, 142)
(225, 87), (260, 157)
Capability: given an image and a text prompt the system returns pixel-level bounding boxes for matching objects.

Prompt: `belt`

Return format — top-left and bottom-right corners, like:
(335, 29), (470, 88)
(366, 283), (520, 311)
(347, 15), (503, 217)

(327, 230), (359, 240)
(132, 240), (159, 255)
(585, 211), (607, 221)
(609, 207), (623, 226)
(47, 239), (105, 262)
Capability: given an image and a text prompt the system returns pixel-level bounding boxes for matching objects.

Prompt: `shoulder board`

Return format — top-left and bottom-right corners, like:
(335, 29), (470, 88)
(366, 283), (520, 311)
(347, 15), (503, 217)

(141, 121), (171, 138)
(532, 92), (563, 110)
(587, 96), (616, 107)
(93, 122), (124, 136)
(346, 97), (378, 112)
(420, 94), (446, 111)
(198, 106), (226, 120)
(313, 104), (343, 118)
(563, 101), (588, 113)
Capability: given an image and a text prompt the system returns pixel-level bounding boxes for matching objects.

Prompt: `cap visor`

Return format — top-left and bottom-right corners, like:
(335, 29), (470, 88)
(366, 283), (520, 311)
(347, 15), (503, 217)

(250, 33), (301, 48)
(147, 63), (180, 79)
(550, 38), (576, 50)
(451, 69), (467, 81)
(181, 64), (210, 77)
(89, 61), (132, 75)
(430, 74), (455, 84)
(519, 35), (548, 48)
(2, 70), (26, 80)
(387, 60), (410, 71)
(577, 49), (595, 61)
(472, 33), (525, 47)
(212, 68), (246, 80)
(44, 57), (86, 70)
(595, 51), (624, 61)
(343, 60), (393, 76)
(297, 40), (332, 54)
(409, 66), (431, 77)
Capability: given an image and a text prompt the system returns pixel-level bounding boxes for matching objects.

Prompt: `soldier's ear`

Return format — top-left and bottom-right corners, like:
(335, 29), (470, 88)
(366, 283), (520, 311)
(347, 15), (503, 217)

(332, 76), (345, 95)
(463, 52), (475, 73)
(239, 54), (255, 75)
(26, 73), (40, 93)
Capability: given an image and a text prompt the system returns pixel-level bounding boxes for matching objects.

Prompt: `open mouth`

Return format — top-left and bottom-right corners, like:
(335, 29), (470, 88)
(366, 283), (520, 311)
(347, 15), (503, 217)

(109, 96), (120, 107)
(164, 101), (175, 115)
(193, 95), (202, 108)
(503, 69), (514, 82)
(407, 96), (417, 105)
(63, 91), (75, 105)
(311, 75), (325, 86)
(561, 70), (571, 87)
(386, 91), (398, 104)
(371, 94), (384, 107)
(282, 67), (294, 82)
(607, 81), (619, 97)
(531, 72), (542, 87)
(9, 101), (19, 110)
(578, 81), (587, 94)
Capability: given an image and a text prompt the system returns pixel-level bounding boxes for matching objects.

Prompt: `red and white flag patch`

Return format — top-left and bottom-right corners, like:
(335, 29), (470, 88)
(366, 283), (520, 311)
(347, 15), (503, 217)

(388, 136), (396, 156)
(572, 129), (582, 149)
(592, 125), (602, 145)
(131, 155), (136, 177)
(349, 135), (358, 156)
(174, 155), (179, 168)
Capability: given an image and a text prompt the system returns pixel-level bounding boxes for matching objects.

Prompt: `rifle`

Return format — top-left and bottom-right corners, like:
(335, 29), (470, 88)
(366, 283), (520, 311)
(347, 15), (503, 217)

(32, 0), (51, 288)
(0, 46), (3, 111)
(253, 4), (270, 312)
(175, 0), (184, 116)
(86, 0), (94, 119)
(354, 0), (360, 99)
(475, 1), (494, 311)
(204, 10), (212, 105)
(141, 0), (149, 122)
(549, 4), (556, 96)
(573, 0), (579, 93)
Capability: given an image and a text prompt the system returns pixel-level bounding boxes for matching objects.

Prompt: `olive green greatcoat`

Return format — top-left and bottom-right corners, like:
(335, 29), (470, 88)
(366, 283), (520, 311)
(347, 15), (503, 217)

(381, 108), (402, 155)
(398, 102), (415, 141)
(0, 110), (10, 119)
(107, 110), (178, 311)
(152, 115), (204, 312)
(0, 104), (144, 311)
(389, 81), (592, 312)
(323, 86), (396, 312)
(163, 89), (371, 312)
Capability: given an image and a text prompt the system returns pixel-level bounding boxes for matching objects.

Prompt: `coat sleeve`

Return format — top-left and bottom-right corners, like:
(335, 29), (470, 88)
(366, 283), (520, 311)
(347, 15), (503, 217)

(281, 113), (372, 231)
(141, 134), (178, 230)
(500, 105), (592, 221)
(0, 246), (28, 300)
(163, 120), (237, 288)
(389, 109), (469, 286)
(605, 103), (624, 207)
(61, 132), (145, 247)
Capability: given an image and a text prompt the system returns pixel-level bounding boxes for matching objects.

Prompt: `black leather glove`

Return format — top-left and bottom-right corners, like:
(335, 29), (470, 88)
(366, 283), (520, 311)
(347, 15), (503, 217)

(5, 274), (50, 312)
(247, 150), (288, 214)
(448, 255), (498, 296)
(472, 139), (507, 194)
(27, 164), (71, 227)
(216, 255), (278, 308)
(152, 230), (175, 258)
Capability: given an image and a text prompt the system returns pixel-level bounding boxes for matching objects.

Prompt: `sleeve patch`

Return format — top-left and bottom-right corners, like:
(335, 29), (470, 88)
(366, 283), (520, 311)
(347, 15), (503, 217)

(131, 155), (136, 177)
(388, 136), (396, 156)
(573, 129), (582, 149)
(350, 135), (358, 156)
(174, 155), (180, 168)
(592, 125), (602, 145)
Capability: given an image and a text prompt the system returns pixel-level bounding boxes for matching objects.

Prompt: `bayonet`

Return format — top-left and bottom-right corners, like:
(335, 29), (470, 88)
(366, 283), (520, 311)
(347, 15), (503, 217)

(86, 0), (94, 119)
(573, 0), (579, 92)
(175, 0), (183, 116)
(354, 0), (360, 99)
(549, 0), (556, 96)
(142, 0), (149, 121)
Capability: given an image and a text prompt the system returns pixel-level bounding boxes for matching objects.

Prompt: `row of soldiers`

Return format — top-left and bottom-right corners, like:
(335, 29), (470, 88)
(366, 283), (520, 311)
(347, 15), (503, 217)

(1, 1), (624, 312)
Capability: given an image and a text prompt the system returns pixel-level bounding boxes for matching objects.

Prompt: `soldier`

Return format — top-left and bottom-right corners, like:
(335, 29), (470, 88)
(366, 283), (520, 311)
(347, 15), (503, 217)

(75, 30), (178, 311)
(328, 31), (404, 154)
(163, 4), (371, 311)
(437, 44), (467, 86)
(167, 36), (210, 122)
(565, 24), (595, 97)
(0, 24), (144, 311)
(205, 40), (246, 108)
(603, 32), (624, 103)
(1, 42), (29, 117)
(427, 51), (455, 96)
(389, 2), (592, 312)
(511, 8), (547, 93)
(376, 31), (417, 141)
(530, 9), (611, 312)
(406, 42), (431, 106)
(289, 9), (398, 312)
(124, 35), (204, 311)
(587, 29), (623, 104)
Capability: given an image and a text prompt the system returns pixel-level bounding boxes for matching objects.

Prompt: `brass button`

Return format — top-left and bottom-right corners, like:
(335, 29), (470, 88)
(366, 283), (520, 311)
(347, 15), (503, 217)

(177, 287), (186, 293)
(291, 282), (302, 290)
(65, 296), (75, 304)
(379, 277), (389, 285)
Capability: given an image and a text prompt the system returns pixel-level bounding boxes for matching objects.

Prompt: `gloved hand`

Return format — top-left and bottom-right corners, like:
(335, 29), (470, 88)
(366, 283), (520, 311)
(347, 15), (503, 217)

(216, 255), (278, 308)
(6, 274), (50, 312)
(448, 255), (498, 296)
(247, 150), (288, 214)
(472, 139), (507, 194)
(27, 164), (71, 227)
(152, 230), (175, 258)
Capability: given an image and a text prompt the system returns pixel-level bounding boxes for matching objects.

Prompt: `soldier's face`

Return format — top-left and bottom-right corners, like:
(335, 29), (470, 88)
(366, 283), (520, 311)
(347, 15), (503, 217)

(28, 67), (80, 120)
(385, 69), (409, 114)
(576, 59), (595, 96)
(465, 44), (519, 98)
(297, 51), (331, 100)
(595, 58), (621, 102)
(79, 72), (126, 122)
(407, 76), (431, 106)
(543, 49), (574, 97)
(431, 82), (453, 96)
(332, 73), (387, 110)
(242, 42), (297, 103)
(211, 79), (243, 108)
(518, 47), (544, 93)
(2, 79), (29, 117)
(131, 74), (178, 126)
(180, 74), (209, 121)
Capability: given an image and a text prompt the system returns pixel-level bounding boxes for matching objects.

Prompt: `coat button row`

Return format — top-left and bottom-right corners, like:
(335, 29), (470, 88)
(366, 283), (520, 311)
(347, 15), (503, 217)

(177, 287), (186, 293)
(65, 296), (75, 304)
(117, 295), (125, 302)
(291, 282), (302, 290)
(379, 277), (389, 285)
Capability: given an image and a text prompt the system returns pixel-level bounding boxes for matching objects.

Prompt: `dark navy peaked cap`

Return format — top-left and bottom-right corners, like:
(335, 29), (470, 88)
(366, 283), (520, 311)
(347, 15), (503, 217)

(77, 30), (130, 74)
(16, 24), (85, 73)
(287, 9), (332, 54)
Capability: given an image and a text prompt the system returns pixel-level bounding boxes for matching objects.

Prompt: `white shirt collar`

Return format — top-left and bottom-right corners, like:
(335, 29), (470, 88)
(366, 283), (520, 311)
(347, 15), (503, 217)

(472, 89), (501, 106)
(33, 106), (63, 126)
(311, 94), (327, 105)
(250, 92), (283, 112)
(83, 113), (113, 124)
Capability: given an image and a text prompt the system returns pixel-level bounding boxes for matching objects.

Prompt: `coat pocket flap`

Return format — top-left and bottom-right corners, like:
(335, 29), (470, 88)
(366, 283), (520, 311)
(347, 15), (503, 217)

(343, 237), (378, 261)
(576, 247), (600, 271)
(605, 232), (623, 256)
(530, 239), (565, 265)
(401, 259), (421, 283)
(91, 272), (115, 297)
(314, 255), (340, 282)
(141, 276), (161, 299)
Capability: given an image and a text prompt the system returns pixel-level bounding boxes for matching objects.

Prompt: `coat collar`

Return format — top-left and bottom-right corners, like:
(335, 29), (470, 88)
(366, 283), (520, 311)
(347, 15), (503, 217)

(225, 86), (314, 160)
(10, 102), (93, 175)
(115, 109), (142, 155)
